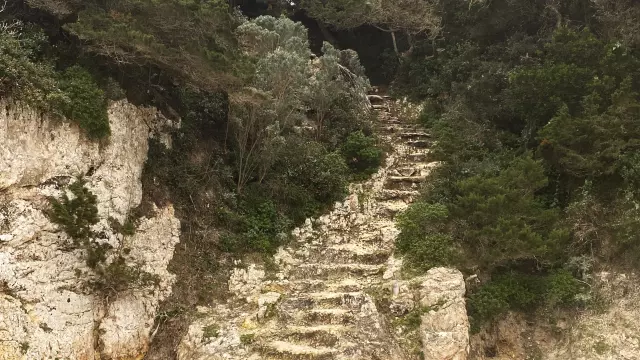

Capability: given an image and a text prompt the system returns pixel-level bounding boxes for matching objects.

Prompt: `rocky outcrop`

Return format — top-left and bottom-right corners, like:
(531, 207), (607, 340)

(177, 99), (470, 359)
(469, 271), (640, 360)
(548, 271), (640, 360)
(0, 99), (180, 359)
(420, 268), (469, 360)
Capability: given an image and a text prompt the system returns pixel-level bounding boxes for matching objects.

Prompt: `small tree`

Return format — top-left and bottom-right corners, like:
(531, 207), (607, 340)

(306, 42), (370, 140)
(229, 88), (279, 193)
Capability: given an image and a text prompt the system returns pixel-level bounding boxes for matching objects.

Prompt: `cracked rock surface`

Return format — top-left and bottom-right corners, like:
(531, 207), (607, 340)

(0, 99), (180, 359)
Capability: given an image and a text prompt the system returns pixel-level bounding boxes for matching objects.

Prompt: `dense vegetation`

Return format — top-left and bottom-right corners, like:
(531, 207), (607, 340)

(7, 0), (640, 352)
(391, 0), (640, 327)
(3, 3), (382, 354)
(0, 22), (110, 138)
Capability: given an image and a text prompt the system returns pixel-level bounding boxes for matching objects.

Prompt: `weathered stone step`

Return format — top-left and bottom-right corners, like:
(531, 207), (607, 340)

(381, 118), (401, 124)
(276, 325), (352, 347)
(299, 308), (357, 325)
(386, 175), (426, 184)
(404, 152), (429, 162)
(384, 176), (426, 191)
(281, 292), (368, 310)
(260, 341), (337, 360)
(289, 278), (365, 293)
(391, 166), (428, 177)
(399, 132), (430, 139)
(406, 139), (431, 148)
(371, 104), (389, 111)
(376, 200), (409, 217)
(375, 189), (420, 201)
(309, 244), (390, 265)
(324, 236), (387, 248)
(292, 263), (385, 280)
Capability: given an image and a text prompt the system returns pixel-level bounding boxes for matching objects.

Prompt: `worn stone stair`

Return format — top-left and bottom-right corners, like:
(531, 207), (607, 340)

(177, 97), (469, 360)
(250, 100), (431, 359)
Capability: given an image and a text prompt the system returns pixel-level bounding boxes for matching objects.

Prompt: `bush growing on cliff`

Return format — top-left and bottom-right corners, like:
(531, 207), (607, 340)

(48, 178), (100, 243)
(467, 270), (586, 331)
(395, 202), (455, 270)
(48, 178), (157, 294)
(0, 23), (110, 139)
(65, 0), (239, 90)
(59, 66), (110, 139)
(0, 23), (62, 109)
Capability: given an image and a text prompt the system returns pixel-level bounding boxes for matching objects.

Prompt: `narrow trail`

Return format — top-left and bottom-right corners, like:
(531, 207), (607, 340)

(177, 96), (468, 360)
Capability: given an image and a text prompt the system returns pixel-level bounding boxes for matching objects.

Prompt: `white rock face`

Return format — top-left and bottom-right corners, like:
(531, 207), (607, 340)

(469, 271), (640, 360)
(420, 268), (470, 360)
(548, 272), (640, 360)
(0, 99), (180, 359)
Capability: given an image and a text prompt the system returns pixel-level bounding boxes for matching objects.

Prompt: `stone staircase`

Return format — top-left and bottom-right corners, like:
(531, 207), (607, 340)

(177, 97), (469, 360)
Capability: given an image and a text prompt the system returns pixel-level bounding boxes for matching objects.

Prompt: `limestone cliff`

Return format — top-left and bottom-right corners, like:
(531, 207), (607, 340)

(0, 99), (180, 359)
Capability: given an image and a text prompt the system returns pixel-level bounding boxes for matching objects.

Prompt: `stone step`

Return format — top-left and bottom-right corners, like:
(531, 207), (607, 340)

(406, 139), (431, 148)
(323, 231), (386, 246)
(260, 340), (337, 360)
(309, 244), (390, 265)
(390, 166), (428, 177)
(299, 309), (357, 325)
(376, 200), (409, 217)
(276, 325), (352, 347)
(375, 189), (420, 201)
(399, 132), (430, 139)
(281, 292), (369, 311)
(292, 263), (385, 280)
(371, 104), (389, 111)
(386, 175), (426, 184)
(378, 125), (422, 133)
(288, 278), (365, 293)
(384, 176), (426, 191)
(404, 152), (429, 162)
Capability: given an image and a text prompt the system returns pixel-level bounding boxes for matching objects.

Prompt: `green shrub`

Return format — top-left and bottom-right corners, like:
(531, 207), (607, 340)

(218, 200), (291, 254)
(59, 66), (110, 139)
(48, 179), (157, 297)
(48, 178), (115, 269)
(268, 137), (350, 221)
(0, 24), (64, 111)
(109, 215), (138, 236)
(48, 178), (99, 243)
(396, 203), (455, 270)
(418, 98), (443, 128)
(202, 324), (220, 340)
(90, 256), (160, 296)
(341, 131), (383, 177)
(467, 270), (586, 331)
(545, 269), (586, 307)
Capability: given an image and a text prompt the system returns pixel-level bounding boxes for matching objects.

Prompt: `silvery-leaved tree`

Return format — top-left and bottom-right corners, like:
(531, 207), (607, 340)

(231, 16), (310, 193)
(231, 15), (370, 193)
(307, 42), (370, 140)
(229, 87), (280, 193)
(301, 0), (442, 54)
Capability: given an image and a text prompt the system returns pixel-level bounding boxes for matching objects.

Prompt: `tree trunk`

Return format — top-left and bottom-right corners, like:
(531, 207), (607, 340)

(405, 31), (414, 55)
(390, 31), (399, 55)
